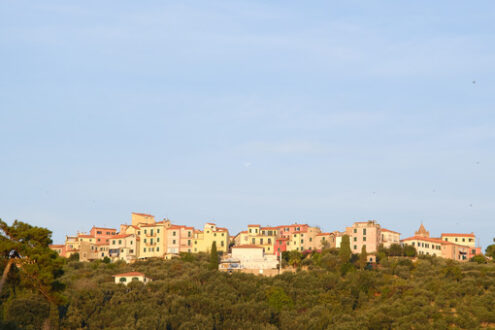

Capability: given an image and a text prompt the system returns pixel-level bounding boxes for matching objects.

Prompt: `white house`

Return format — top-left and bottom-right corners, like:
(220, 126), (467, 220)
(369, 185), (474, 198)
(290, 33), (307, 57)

(113, 272), (152, 285)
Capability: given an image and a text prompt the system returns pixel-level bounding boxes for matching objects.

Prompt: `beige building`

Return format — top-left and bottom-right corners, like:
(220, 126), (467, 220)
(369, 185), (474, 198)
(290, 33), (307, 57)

(346, 221), (400, 253)
(346, 221), (381, 254)
(220, 245), (279, 274)
(192, 223), (229, 253)
(131, 212), (156, 226)
(440, 233), (476, 247)
(381, 228), (401, 248)
(136, 220), (170, 259)
(113, 272), (152, 285)
(402, 225), (471, 262)
(109, 234), (139, 262)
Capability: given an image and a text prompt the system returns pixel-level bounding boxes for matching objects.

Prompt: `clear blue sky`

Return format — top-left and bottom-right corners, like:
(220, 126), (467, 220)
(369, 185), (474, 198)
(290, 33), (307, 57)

(1, 1), (494, 248)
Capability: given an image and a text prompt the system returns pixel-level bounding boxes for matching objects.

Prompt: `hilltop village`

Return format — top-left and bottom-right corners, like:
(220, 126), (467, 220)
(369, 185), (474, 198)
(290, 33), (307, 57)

(49, 212), (483, 274)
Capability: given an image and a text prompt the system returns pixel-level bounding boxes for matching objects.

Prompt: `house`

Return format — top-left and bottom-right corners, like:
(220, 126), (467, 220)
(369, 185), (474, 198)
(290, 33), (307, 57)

(381, 228), (401, 248)
(401, 225), (471, 262)
(220, 245), (279, 275)
(345, 221), (401, 254)
(109, 234), (138, 262)
(49, 244), (66, 257)
(113, 272), (152, 285)
(192, 223), (230, 253)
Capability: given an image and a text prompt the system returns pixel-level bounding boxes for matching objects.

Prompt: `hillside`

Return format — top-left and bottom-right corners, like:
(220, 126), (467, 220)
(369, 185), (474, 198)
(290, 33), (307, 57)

(4, 252), (495, 329)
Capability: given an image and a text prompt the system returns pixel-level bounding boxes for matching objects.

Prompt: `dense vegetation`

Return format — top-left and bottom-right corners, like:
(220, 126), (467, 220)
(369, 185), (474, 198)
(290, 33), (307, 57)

(1, 219), (495, 329)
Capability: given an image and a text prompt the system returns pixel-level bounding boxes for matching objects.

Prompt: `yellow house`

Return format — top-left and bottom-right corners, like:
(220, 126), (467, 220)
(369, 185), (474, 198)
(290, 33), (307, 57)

(131, 212), (156, 226)
(109, 234), (139, 262)
(440, 233), (476, 248)
(193, 223), (229, 253)
(136, 221), (169, 259)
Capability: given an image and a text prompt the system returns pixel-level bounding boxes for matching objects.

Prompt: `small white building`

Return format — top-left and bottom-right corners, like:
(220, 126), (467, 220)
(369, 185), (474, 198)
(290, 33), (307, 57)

(113, 272), (152, 285)
(228, 245), (279, 270)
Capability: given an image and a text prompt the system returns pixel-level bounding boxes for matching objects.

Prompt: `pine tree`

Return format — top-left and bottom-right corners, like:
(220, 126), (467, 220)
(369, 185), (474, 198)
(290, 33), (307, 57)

(339, 235), (351, 264)
(359, 245), (367, 270)
(209, 241), (219, 270)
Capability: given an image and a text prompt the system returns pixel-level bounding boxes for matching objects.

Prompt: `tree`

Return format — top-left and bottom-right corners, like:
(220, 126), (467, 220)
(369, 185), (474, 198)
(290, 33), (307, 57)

(339, 235), (351, 264)
(403, 245), (417, 257)
(288, 251), (302, 268)
(0, 219), (66, 328)
(389, 244), (403, 257)
(266, 286), (293, 312)
(485, 244), (495, 259)
(359, 245), (367, 270)
(209, 241), (219, 270)
(471, 255), (487, 264)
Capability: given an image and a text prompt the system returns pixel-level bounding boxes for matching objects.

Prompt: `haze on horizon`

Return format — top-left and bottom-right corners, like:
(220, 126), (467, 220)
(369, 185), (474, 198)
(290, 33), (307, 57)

(1, 1), (494, 247)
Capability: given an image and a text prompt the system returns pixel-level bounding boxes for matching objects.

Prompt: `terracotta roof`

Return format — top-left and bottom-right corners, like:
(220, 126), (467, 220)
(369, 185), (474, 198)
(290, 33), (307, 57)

(276, 237), (289, 241)
(401, 236), (449, 245)
(205, 222), (216, 225)
(113, 234), (133, 239)
(216, 227), (228, 232)
(77, 234), (94, 238)
(112, 272), (146, 277)
(49, 244), (65, 248)
(381, 228), (400, 234)
(248, 224), (260, 227)
(261, 226), (279, 230)
(139, 223), (163, 227)
(238, 230), (248, 234)
(276, 224), (309, 228)
(316, 232), (334, 236)
(441, 233), (475, 238)
(132, 212), (154, 217)
(91, 226), (117, 231)
(233, 245), (263, 249)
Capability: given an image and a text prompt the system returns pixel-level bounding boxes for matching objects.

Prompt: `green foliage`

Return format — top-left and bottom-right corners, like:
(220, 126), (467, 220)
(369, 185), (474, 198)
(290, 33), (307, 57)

(102, 256), (111, 264)
(359, 245), (367, 270)
(339, 235), (351, 264)
(388, 243), (403, 257)
(266, 286), (293, 312)
(3, 295), (50, 329)
(471, 255), (487, 264)
(209, 241), (218, 270)
(288, 250), (302, 268)
(486, 244), (495, 259)
(403, 245), (417, 257)
(68, 253), (80, 262)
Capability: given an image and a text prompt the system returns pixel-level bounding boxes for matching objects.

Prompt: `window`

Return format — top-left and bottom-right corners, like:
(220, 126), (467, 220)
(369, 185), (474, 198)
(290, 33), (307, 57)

(157, 238), (160, 242)
(194, 241), (197, 245)
(455, 238), (458, 242)
(285, 228), (289, 232)
(173, 231), (176, 236)
(132, 277), (139, 281)
(97, 231), (102, 234)
(363, 237), (366, 242)
(296, 227), (300, 231)
(150, 229), (153, 235)
(462, 238), (465, 242)
(144, 230), (147, 234)
(138, 231), (141, 235)
(188, 231), (191, 237)
(268, 238), (271, 244)
(144, 239), (147, 243)
(118, 240), (122, 244)
(353, 229), (357, 234)
(252, 238), (255, 244)
(97, 238), (101, 242)
(106, 232), (110, 235)
(188, 240), (191, 246)
(354, 245), (357, 250)
(157, 229), (160, 233)
(221, 241), (224, 247)
(249, 229), (252, 233)
(119, 277), (127, 283)
(214, 233), (217, 237)
(144, 248), (147, 252)
(363, 228), (366, 235)
(260, 238), (263, 244)
(173, 240), (176, 244)
(301, 239), (304, 244)
(113, 240), (116, 244)
(354, 237), (357, 242)
(221, 233), (224, 236)
(157, 247), (159, 252)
